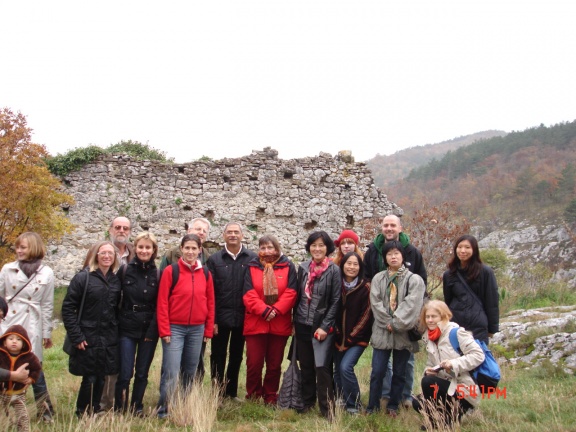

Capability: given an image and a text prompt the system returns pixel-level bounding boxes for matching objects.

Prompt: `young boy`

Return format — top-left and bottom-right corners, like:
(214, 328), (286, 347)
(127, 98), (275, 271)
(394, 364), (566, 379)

(0, 325), (42, 432)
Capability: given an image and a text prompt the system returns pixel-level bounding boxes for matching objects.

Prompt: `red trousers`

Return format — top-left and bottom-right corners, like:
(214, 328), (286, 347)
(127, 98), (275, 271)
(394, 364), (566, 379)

(245, 334), (289, 404)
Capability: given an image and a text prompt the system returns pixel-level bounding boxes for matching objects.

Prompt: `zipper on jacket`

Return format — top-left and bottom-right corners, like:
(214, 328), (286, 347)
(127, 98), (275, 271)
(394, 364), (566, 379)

(188, 270), (196, 324)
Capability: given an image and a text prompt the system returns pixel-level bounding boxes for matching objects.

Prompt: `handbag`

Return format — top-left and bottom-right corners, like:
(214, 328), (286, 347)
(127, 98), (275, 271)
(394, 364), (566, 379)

(63, 269), (89, 356)
(277, 337), (304, 411)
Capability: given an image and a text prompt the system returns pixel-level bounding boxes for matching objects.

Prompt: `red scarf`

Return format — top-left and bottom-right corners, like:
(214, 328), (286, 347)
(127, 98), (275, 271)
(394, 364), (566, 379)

(259, 251), (281, 305)
(428, 327), (441, 342)
(304, 257), (330, 302)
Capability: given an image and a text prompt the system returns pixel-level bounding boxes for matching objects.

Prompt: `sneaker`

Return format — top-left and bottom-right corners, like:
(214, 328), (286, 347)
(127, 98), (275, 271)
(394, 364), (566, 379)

(38, 412), (54, 424)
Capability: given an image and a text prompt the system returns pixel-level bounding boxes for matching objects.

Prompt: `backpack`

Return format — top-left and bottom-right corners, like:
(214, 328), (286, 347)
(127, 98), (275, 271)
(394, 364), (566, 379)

(168, 262), (210, 297)
(449, 328), (501, 388)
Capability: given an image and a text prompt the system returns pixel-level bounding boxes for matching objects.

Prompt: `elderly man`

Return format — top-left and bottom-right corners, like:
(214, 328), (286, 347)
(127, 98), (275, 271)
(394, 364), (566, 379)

(363, 214), (427, 409)
(206, 223), (257, 401)
(159, 218), (211, 269)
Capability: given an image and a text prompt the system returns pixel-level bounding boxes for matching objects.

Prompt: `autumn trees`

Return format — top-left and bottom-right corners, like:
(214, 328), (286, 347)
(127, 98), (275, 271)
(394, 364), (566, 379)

(359, 201), (470, 297)
(0, 108), (74, 265)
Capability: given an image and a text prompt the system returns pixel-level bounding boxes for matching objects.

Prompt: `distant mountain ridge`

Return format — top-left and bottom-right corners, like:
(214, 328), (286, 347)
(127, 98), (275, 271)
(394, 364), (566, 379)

(366, 130), (507, 189)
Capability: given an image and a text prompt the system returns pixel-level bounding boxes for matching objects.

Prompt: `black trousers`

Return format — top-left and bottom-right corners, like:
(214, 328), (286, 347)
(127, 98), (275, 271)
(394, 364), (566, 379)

(210, 326), (245, 397)
(76, 375), (105, 416)
(414, 375), (473, 427)
(295, 325), (334, 418)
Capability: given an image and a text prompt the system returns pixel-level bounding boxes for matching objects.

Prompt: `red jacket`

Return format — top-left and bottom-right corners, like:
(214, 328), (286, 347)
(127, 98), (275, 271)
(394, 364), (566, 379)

(243, 255), (298, 337)
(157, 259), (215, 338)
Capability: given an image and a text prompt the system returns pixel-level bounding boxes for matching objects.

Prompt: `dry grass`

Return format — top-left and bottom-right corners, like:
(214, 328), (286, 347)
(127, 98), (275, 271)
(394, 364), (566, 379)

(169, 380), (220, 431)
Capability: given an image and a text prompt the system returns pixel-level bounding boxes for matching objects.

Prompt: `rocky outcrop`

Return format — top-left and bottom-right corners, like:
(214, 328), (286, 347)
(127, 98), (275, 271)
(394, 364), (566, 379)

(477, 222), (576, 287)
(492, 305), (576, 374)
(44, 147), (400, 286)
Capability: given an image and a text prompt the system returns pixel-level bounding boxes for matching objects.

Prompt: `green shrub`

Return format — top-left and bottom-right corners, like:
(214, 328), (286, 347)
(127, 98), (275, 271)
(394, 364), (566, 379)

(46, 140), (174, 177)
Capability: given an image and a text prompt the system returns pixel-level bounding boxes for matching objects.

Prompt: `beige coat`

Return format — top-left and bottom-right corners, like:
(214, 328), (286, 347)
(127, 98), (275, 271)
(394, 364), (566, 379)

(0, 261), (54, 361)
(424, 321), (485, 407)
(370, 269), (425, 352)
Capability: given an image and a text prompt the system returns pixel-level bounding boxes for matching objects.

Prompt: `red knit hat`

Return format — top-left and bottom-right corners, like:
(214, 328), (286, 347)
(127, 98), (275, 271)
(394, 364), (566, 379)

(334, 230), (359, 247)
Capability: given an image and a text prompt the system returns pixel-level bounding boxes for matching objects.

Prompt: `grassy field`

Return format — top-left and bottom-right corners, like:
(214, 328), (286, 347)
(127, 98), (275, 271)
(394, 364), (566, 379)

(11, 287), (575, 431)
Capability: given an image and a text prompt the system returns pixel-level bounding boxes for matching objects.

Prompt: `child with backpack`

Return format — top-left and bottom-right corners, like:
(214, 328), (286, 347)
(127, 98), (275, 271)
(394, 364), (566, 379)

(412, 300), (484, 430)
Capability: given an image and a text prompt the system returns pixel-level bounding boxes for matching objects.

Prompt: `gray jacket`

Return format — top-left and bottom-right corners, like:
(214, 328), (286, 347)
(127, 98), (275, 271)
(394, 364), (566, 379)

(370, 269), (425, 352)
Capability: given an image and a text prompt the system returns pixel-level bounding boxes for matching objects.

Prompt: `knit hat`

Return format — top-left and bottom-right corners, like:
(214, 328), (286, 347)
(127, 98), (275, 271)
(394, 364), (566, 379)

(334, 230), (359, 247)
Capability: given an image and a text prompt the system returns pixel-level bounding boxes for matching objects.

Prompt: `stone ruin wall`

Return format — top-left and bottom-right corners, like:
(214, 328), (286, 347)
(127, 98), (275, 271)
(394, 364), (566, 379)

(45, 147), (401, 286)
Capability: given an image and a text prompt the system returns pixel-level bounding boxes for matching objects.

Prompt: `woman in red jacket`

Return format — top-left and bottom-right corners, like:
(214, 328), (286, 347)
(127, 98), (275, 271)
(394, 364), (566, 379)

(156, 234), (215, 418)
(243, 235), (298, 405)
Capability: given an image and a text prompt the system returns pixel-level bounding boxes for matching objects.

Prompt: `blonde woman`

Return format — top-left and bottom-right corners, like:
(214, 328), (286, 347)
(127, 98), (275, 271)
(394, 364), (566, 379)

(0, 232), (55, 422)
(413, 300), (484, 429)
(62, 241), (121, 417)
(115, 232), (160, 415)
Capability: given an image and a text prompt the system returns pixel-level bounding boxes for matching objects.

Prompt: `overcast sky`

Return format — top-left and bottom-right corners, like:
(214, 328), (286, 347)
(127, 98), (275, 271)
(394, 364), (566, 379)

(2, 1), (575, 163)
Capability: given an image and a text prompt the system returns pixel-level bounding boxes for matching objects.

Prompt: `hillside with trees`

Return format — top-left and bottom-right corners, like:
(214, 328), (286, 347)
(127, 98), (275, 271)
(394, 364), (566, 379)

(371, 121), (576, 228)
(366, 130), (506, 189)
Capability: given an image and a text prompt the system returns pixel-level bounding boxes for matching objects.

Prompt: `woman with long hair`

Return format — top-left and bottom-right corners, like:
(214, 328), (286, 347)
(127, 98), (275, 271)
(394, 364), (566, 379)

(333, 252), (372, 414)
(0, 232), (56, 422)
(114, 232), (160, 415)
(156, 233), (215, 419)
(443, 234), (499, 345)
(413, 300), (484, 429)
(243, 234), (298, 405)
(366, 240), (425, 417)
(62, 240), (121, 417)
(293, 231), (341, 419)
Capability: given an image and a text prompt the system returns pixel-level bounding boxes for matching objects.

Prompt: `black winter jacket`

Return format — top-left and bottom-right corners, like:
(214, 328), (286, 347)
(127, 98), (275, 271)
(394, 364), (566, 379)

(206, 246), (258, 328)
(62, 268), (121, 376)
(118, 257), (159, 340)
(294, 260), (342, 334)
(443, 264), (499, 343)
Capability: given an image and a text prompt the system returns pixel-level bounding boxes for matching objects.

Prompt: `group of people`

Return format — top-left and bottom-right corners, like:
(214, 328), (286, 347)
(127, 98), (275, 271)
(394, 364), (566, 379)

(0, 213), (499, 429)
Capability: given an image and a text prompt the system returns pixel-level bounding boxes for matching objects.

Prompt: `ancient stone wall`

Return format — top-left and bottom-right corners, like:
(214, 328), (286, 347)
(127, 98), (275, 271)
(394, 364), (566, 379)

(45, 147), (400, 286)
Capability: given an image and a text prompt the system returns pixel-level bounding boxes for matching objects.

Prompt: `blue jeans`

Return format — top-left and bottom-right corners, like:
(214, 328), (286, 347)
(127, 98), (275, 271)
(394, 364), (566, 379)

(334, 345), (366, 410)
(32, 368), (54, 416)
(368, 348), (410, 412)
(115, 336), (158, 412)
(157, 324), (204, 414)
(381, 352), (415, 401)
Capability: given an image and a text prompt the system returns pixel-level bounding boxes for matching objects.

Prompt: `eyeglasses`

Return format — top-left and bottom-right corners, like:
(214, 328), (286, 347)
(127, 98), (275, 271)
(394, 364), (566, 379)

(97, 252), (116, 257)
(113, 225), (131, 231)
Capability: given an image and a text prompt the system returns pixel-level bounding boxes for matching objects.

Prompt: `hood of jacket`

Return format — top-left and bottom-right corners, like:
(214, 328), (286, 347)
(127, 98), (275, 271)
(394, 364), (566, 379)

(0, 324), (32, 354)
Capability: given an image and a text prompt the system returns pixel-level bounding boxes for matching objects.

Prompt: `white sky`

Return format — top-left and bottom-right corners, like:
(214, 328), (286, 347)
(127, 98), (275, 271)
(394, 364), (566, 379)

(2, 0), (575, 163)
